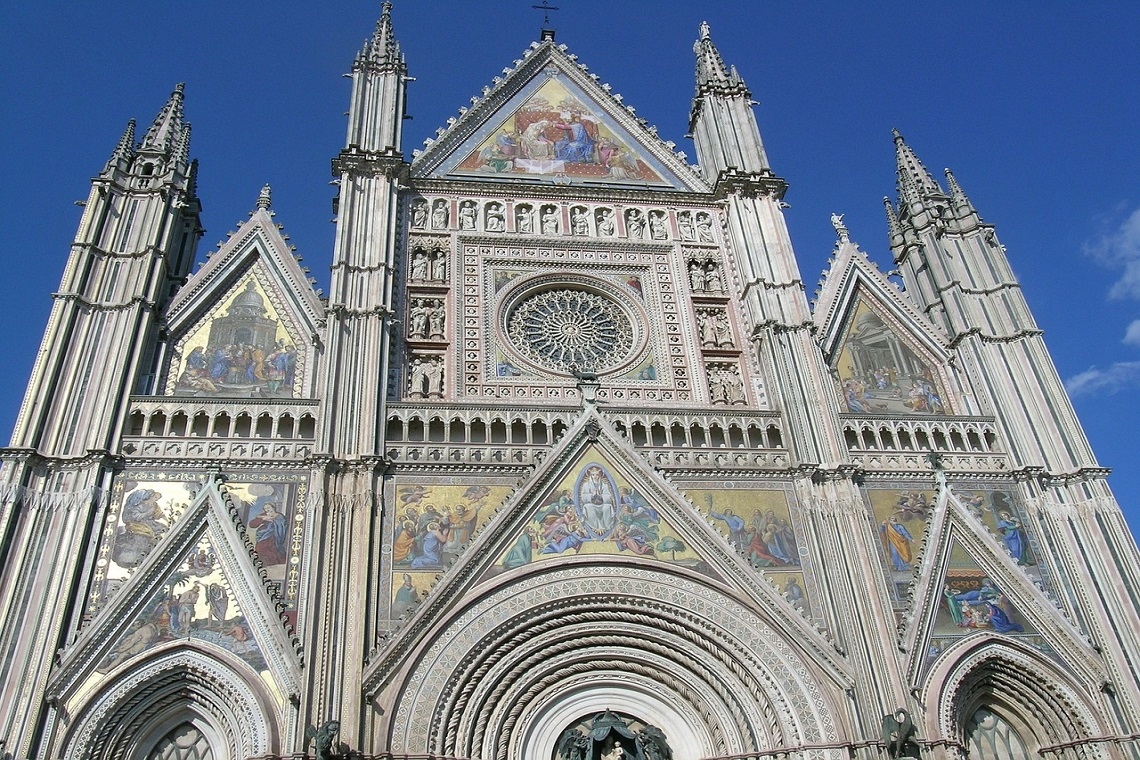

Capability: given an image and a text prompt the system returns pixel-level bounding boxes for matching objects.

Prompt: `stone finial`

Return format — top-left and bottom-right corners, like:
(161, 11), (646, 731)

(256, 184), (272, 211)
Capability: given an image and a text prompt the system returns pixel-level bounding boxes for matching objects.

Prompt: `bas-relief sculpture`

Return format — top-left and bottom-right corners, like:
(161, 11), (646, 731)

(167, 275), (302, 399)
(94, 473), (307, 617)
(99, 537), (267, 675)
(497, 452), (700, 571)
(834, 300), (946, 415)
(456, 75), (666, 185)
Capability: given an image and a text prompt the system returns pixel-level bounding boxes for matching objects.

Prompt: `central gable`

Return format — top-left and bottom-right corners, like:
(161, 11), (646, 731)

(413, 43), (704, 191)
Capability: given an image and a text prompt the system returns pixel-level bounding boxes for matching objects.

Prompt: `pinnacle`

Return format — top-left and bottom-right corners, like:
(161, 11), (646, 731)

(893, 128), (944, 202)
(141, 83), (189, 157)
(108, 119), (136, 166)
(359, 1), (404, 70)
(693, 21), (747, 96)
(256, 184), (272, 211)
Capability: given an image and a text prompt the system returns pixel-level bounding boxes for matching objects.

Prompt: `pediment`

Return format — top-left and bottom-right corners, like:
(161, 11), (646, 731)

(159, 202), (324, 399)
(814, 240), (960, 416)
(897, 483), (1101, 686)
(48, 478), (302, 706)
(411, 41), (707, 192)
(365, 406), (847, 695)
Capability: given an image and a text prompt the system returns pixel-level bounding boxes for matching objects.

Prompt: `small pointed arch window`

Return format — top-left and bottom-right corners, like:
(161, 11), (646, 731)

(147, 721), (215, 760)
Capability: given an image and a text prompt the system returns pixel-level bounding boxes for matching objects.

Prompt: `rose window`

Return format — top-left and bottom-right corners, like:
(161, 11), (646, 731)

(506, 288), (636, 373)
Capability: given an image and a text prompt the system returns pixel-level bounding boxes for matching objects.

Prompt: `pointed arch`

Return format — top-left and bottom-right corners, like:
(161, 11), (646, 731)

(923, 637), (1110, 758)
(61, 646), (278, 759)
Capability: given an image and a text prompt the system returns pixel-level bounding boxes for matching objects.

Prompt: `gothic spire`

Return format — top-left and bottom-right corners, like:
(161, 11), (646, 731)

(105, 119), (136, 171)
(893, 128), (944, 202)
(357, 1), (405, 72)
(693, 21), (748, 97)
(944, 167), (978, 217)
(883, 196), (902, 240)
(141, 83), (188, 156)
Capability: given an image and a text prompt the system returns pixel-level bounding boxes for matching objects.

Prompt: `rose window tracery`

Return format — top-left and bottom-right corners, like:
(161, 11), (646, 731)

(505, 288), (635, 374)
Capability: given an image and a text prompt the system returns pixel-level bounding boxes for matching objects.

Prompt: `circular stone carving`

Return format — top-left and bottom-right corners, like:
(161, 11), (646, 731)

(505, 287), (636, 374)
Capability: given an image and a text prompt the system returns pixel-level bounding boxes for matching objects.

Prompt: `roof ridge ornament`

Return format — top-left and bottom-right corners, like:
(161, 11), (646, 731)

(533, 1), (559, 41)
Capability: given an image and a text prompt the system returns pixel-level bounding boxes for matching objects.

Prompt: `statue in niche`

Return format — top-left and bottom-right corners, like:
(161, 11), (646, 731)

(695, 211), (715, 242)
(431, 199), (449, 229)
(485, 202), (505, 232)
(430, 250), (446, 281)
(596, 207), (615, 236)
(428, 301), (445, 338)
(688, 260), (705, 291)
(425, 357), (444, 397)
(555, 711), (672, 760)
(626, 208), (646, 239)
(571, 206), (590, 235)
(408, 358), (428, 398)
(411, 199), (427, 229)
(677, 210), (695, 241)
(408, 300), (428, 339)
(516, 205), (534, 233)
(714, 312), (733, 347)
(458, 200), (477, 230)
(704, 260), (723, 291)
(541, 206), (560, 235)
(648, 210), (668, 240)
(698, 310), (718, 347)
(410, 249), (429, 281)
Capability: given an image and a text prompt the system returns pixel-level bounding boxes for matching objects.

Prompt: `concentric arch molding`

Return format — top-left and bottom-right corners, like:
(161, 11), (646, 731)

(383, 565), (842, 759)
(498, 273), (647, 377)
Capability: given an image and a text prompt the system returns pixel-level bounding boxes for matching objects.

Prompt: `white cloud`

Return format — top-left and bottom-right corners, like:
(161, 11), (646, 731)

(1065, 361), (1140, 396)
(1084, 206), (1140, 299)
(1125, 320), (1140, 346)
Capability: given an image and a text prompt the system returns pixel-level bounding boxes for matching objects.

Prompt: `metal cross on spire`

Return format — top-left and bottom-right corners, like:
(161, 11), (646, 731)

(532, 1), (559, 40)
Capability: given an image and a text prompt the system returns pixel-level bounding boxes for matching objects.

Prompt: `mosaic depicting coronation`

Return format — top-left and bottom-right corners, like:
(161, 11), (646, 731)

(689, 487), (812, 616)
(834, 300), (947, 415)
(494, 451), (701, 574)
(91, 473), (308, 623)
(98, 536), (267, 676)
(390, 484), (512, 618)
(166, 274), (303, 398)
(454, 75), (667, 185)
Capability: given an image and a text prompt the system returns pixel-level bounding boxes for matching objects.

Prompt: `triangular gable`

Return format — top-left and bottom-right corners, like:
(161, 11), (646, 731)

(89, 471), (312, 622)
(48, 479), (302, 707)
(365, 408), (847, 693)
(160, 200), (324, 399)
(412, 41), (706, 192)
(896, 485), (1101, 686)
(814, 239), (957, 415)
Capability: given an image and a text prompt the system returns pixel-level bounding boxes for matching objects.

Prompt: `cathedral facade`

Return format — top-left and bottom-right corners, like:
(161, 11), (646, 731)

(2, 6), (1140, 760)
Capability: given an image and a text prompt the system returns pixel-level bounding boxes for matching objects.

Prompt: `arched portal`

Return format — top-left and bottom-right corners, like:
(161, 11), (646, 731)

(377, 564), (847, 760)
(61, 647), (278, 759)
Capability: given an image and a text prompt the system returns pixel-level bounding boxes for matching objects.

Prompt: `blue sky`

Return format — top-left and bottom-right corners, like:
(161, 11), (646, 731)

(2, 3), (1138, 529)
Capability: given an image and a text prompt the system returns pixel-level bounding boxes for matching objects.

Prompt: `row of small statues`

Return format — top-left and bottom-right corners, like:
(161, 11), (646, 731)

(411, 197), (716, 242)
(697, 309), (734, 348)
(407, 357), (445, 398)
(407, 298), (445, 340)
